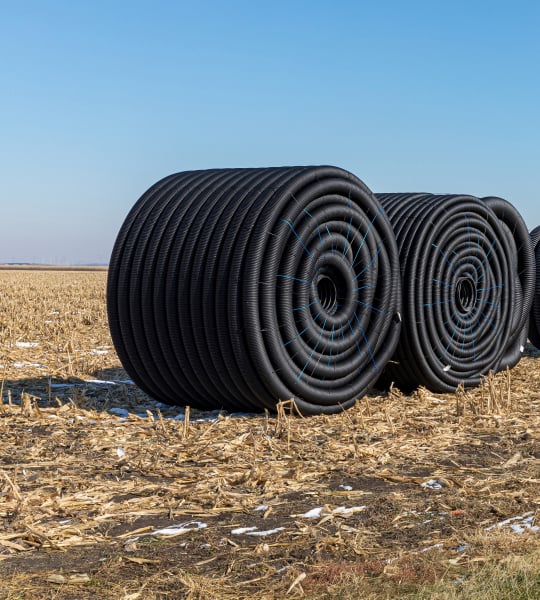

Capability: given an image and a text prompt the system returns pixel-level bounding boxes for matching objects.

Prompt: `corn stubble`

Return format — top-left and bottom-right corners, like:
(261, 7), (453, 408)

(0, 269), (538, 600)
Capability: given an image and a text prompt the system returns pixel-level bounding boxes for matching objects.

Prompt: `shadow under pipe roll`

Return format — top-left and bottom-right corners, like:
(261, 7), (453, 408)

(107, 166), (402, 414)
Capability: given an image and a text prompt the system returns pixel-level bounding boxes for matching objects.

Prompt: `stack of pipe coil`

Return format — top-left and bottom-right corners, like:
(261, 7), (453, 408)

(107, 166), (402, 415)
(108, 166), (536, 413)
(376, 193), (535, 392)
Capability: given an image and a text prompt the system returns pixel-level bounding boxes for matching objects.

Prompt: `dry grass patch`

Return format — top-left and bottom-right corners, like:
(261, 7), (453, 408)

(0, 270), (538, 599)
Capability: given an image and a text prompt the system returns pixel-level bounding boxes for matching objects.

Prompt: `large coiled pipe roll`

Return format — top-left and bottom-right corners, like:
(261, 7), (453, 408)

(528, 225), (540, 348)
(107, 166), (402, 414)
(375, 193), (535, 392)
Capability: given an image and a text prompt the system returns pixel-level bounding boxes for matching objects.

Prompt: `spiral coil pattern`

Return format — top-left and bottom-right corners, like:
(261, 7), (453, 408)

(376, 193), (534, 392)
(107, 166), (402, 414)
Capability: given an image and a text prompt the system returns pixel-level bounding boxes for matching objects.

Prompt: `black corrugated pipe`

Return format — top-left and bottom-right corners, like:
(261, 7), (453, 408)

(528, 225), (540, 348)
(107, 166), (402, 414)
(375, 193), (535, 393)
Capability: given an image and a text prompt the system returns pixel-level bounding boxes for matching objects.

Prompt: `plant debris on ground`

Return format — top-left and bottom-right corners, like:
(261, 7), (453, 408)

(0, 270), (538, 599)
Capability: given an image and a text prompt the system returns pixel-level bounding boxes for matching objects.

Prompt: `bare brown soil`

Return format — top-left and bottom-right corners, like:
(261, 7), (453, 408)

(0, 271), (538, 599)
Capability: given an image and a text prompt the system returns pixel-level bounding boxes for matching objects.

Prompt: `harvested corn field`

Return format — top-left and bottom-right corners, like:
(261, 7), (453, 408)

(0, 269), (539, 599)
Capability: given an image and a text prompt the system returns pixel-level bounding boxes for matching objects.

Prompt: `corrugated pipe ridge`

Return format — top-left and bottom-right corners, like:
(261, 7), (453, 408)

(528, 225), (540, 348)
(375, 193), (535, 392)
(107, 166), (402, 414)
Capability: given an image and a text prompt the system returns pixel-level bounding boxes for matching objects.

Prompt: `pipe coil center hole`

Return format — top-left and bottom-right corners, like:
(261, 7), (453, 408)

(456, 276), (476, 313)
(316, 270), (346, 315)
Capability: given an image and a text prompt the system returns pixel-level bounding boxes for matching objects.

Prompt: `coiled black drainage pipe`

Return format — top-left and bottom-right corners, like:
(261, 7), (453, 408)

(107, 166), (402, 415)
(375, 193), (535, 393)
(528, 225), (540, 348)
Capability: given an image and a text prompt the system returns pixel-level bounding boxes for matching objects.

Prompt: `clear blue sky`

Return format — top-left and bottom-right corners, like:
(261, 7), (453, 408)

(1, 0), (538, 264)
